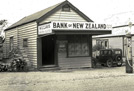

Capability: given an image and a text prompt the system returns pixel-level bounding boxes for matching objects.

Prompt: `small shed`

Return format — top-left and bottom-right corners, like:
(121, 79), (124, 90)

(4, 0), (111, 70)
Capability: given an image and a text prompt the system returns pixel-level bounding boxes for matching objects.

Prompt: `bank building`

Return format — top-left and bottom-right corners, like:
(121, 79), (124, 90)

(4, 0), (111, 70)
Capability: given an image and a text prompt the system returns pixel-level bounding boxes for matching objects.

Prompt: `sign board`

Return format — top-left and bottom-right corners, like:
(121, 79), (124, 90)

(38, 21), (112, 35)
(38, 23), (52, 35)
(52, 21), (112, 30)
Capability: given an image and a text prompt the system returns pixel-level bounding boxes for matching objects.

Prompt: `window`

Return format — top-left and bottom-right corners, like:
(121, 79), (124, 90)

(68, 35), (89, 57)
(9, 37), (14, 51)
(108, 51), (112, 55)
(105, 41), (108, 47)
(62, 4), (70, 12)
(96, 39), (102, 47)
(96, 39), (109, 49)
(104, 51), (108, 55)
(23, 38), (28, 47)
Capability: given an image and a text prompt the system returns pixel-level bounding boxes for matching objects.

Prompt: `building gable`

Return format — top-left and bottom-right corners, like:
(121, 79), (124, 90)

(5, 1), (93, 31)
(39, 6), (88, 24)
(38, 1), (93, 24)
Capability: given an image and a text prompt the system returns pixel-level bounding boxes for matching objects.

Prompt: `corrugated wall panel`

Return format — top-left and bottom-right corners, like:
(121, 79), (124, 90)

(108, 37), (123, 50)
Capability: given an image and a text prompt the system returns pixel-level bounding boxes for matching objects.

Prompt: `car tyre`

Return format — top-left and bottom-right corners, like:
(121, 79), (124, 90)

(106, 58), (113, 67)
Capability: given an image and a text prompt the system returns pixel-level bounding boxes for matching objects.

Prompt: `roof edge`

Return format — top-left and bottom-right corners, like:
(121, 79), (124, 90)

(5, 20), (36, 31)
(93, 34), (126, 38)
(67, 1), (93, 22)
(5, 0), (94, 31)
(37, 0), (93, 23)
(113, 24), (134, 28)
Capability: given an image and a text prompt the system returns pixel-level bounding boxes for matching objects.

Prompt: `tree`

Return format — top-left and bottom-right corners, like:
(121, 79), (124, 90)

(92, 43), (105, 52)
(0, 19), (7, 27)
(0, 19), (8, 42)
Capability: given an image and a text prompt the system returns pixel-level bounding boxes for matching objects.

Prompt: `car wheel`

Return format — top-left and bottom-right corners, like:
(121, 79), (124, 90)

(106, 59), (113, 67)
(116, 56), (123, 67)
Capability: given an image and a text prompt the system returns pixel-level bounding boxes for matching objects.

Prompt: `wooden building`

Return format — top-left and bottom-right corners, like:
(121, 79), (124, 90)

(4, 1), (111, 70)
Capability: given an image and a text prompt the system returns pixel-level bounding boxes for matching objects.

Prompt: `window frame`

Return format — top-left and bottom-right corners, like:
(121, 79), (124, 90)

(67, 35), (89, 57)
(9, 36), (14, 51)
(62, 4), (71, 12)
(23, 38), (28, 47)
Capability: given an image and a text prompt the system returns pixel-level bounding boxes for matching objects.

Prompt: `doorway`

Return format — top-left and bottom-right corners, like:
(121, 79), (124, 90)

(42, 35), (56, 66)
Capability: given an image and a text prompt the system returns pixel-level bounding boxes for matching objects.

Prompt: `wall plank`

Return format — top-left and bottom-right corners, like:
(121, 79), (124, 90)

(18, 22), (37, 68)
(3, 28), (18, 58)
(57, 35), (92, 69)
(4, 22), (38, 69)
(40, 8), (87, 24)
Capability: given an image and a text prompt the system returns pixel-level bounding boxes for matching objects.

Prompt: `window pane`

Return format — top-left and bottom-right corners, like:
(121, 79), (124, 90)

(62, 4), (70, 12)
(10, 37), (13, 50)
(115, 51), (121, 54)
(104, 51), (108, 55)
(105, 41), (107, 47)
(81, 43), (89, 56)
(75, 43), (81, 56)
(23, 39), (28, 47)
(68, 35), (89, 57)
(68, 43), (75, 56)
(108, 51), (112, 55)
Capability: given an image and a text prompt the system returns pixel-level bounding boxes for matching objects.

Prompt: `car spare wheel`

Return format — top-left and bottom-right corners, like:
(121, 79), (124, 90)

(116, 55), (123, 67)
(106, 59), (113, 67)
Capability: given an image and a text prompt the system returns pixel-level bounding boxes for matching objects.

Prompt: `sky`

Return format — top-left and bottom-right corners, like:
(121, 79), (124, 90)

(0, 0), (134, 26)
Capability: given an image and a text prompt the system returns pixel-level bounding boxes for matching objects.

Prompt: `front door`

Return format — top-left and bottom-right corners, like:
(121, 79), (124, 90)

(42, 35), (55, 66)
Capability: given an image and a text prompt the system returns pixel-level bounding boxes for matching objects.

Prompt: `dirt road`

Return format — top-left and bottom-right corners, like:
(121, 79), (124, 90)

(0, 66), (134, 91)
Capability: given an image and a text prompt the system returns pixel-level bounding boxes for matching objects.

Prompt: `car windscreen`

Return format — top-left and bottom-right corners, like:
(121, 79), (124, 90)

(100, 50), (112, 55)
(115, 51), (121, 54)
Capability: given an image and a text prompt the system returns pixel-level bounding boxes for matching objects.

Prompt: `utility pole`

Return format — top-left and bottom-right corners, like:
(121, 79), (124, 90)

(126, 21), (133, 73)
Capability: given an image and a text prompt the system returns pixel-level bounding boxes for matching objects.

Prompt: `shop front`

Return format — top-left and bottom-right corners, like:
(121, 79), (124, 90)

(37, 22), (111, 69)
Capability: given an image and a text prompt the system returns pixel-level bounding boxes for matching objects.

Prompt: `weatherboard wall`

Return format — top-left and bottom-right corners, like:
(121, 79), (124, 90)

(4, 22), (38, 69)
(40, 8), (87, 24)
(17, 22), (37, 68)
(3, 28), (18, 58)
(57, 35), (92, 68)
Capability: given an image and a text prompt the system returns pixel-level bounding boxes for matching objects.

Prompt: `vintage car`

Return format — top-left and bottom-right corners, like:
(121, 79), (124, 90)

(94, 49), (123, 67)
